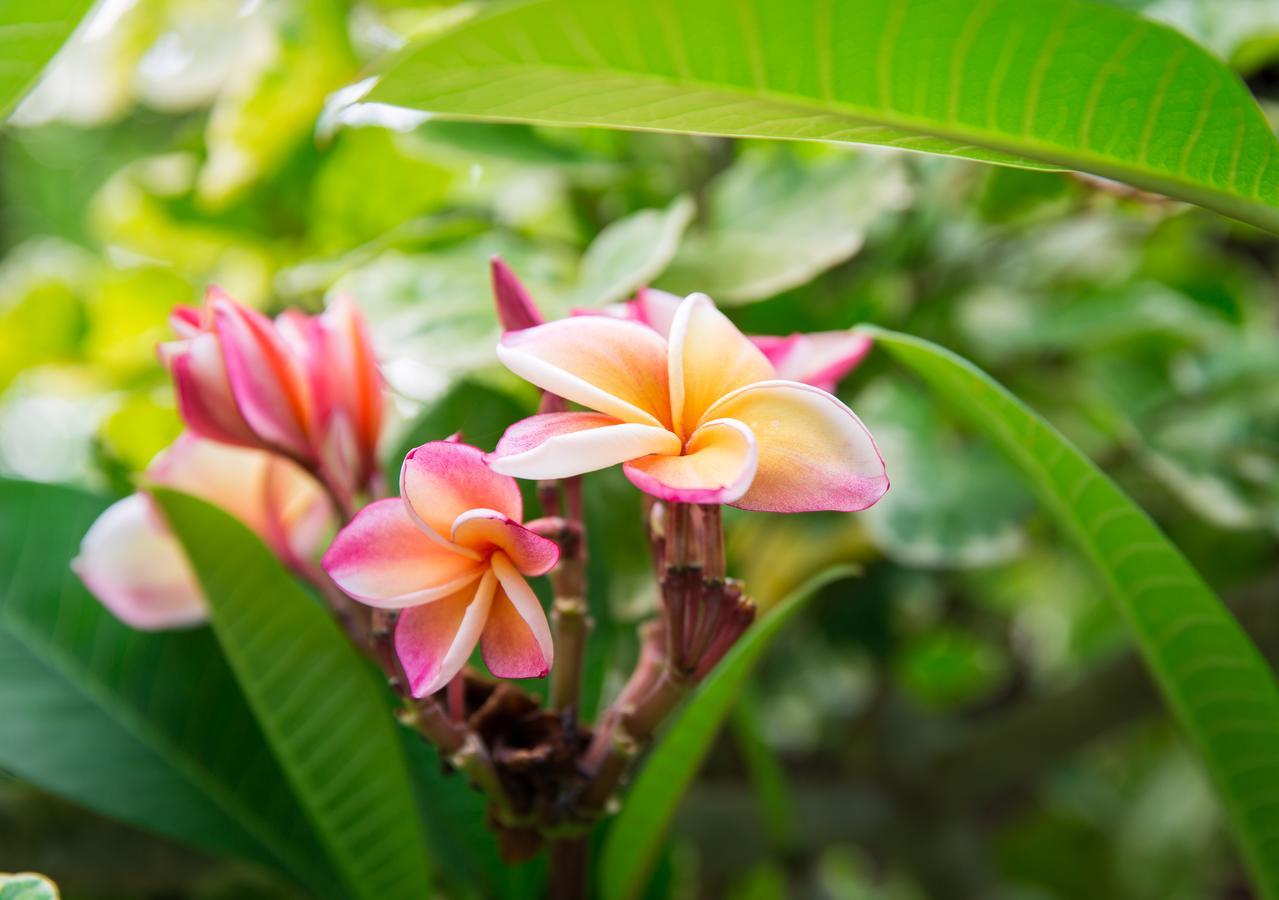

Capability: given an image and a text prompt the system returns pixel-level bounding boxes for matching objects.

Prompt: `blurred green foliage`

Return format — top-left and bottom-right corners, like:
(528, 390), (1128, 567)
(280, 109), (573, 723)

(2, 1), (1279, 899)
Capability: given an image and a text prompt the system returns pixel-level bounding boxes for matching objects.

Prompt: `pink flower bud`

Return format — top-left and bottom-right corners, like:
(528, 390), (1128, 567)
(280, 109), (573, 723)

(159, 288), (386, 503)
(491, 256), (545, 332)
(157, 292), (259, 449)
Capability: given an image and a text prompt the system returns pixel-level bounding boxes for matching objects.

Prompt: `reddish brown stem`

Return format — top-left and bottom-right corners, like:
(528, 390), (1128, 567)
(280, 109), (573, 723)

(700, 504), (724, 580)
(549, 836), (589, 900)
(543, 475), (590, 714)
(666, 502), (696, 568)
(448, 674), (467, 722)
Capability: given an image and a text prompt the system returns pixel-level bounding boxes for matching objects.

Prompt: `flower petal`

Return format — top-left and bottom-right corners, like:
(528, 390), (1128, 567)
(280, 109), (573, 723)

(624, 418), (758, 505)
(754, 331), (872, 392)
(483, 553), (553, 679)
(144, 434), (334, 571)
(705, 380), (888, 513)
(146, 434), (271, 532)
(322, 498), (483, 609)
(166, 333), (259, 448)
(497, 317), (671, 428)
(72, 494), (207, 630)
(315, 295), (385, 471)
(571, 288), (681, 336)
(487, 411), (681, 480)
(491, 256), (545, 331)
(263, 455), (335, 566)
(631, 288), (682, 337)
(213, 296), (314, 458)
(452, 510), (560, 577)
(396, 570), (496, 698)
(400, 441), (523, 548)
(168, 304), (204, 339)
(668, 293), (774, 438)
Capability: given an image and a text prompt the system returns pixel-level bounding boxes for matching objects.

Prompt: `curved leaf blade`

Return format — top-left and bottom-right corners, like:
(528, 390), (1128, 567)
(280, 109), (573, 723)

(599, 566), (855, 900)
(869, 329), (1279, 899)
(0, 479), (333, 892)
(564, 194), (693, 308)
(369, 0), (1279, 233)
(0, 0), (95, 119)
(153, 489), (434, 900)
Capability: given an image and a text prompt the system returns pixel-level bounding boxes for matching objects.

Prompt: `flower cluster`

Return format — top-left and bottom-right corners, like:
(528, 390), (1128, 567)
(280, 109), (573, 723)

(74, 260), (889, 839)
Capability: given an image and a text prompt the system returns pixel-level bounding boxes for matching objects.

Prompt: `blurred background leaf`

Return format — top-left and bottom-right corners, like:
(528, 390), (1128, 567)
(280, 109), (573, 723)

(0, 0), (96, 119)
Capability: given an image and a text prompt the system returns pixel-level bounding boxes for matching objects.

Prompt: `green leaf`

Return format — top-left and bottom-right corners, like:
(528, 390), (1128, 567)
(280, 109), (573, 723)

(728, 692), (794, 852)
(0, 872), (58, 900)
(0, 0), (95, 120)
(388, 376), (535, 486)
(869, 328), (1279, 899)
(152, 489), (434, 900)
(369, 0), (1279, 233)
(599, 566), (855, 900)
(339, 233), (564, 403)
(197, 0), (357, 208)
(0, 480), (333, 892)
(896, 627), (1008, 709)
(563, 195), (693, 308)
(857, 379), (1034, 568)
(1099, 0), (1279, 74)
(659, 150), (908, 304)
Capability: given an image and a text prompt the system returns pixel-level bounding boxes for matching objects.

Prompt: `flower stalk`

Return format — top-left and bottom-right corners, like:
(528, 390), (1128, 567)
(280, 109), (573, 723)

(537, 497), (591, 714)
(577, 502), (753, 817)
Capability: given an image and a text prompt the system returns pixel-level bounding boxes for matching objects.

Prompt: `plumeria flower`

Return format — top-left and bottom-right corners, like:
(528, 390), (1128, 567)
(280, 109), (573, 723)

(488, 290), (888, 511)
(492, 256), (872, 393)
(601, 288), (873, 394)
(73, 435), (334, 630)
(322, 441), (558, 698)
(158, 288), (385, 504)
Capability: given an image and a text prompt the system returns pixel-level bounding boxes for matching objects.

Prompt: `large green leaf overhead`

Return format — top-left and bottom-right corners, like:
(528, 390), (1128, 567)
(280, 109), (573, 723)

(869, 330), (1279, 900)
(369, 0), (1279, 233)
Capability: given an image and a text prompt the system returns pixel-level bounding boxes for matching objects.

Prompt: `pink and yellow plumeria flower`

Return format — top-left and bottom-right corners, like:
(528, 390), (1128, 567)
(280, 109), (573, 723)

(492, 257), (873, 394)
(322, 441), (558, 697)
(158, 288), (385, 503)
(73, 434), (334, 630)
(488, 290), (888, 511)
(600, 288), (873, 394)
